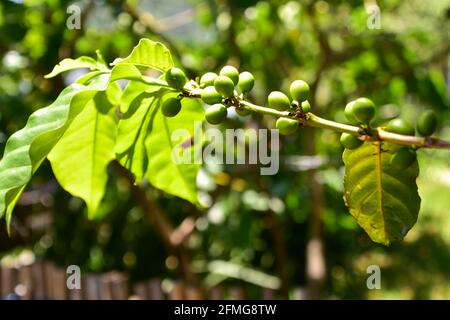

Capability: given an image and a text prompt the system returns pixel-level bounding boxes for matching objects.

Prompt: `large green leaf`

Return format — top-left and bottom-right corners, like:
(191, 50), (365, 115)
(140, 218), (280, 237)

(110, 64), (144, 83)
(48, 83), (121, 219)
(111, 39), (174, 72)
(110, 64), (170, 91)
(112, 64), (168, 114)
(0, 74), (111, 222)
(44, 56), (105, 79)
(145, 97), (204, 205)
(118, 80), (151, 114)
(343, 141), (421, 245)
(115, 89), (162, 183)
(75, 71), (106, 85)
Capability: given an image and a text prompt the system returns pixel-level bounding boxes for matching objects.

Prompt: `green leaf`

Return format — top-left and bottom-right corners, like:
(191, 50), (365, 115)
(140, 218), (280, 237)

(0, 74), (111, 222)
(118, 77), (167, 114)
(45, 56), (105, 79)
(145, 97), (204, 205)
(343, 141), (421, 245)
(110, 64), (144, 82)
(115, 88), (203, 205)
(75, 71), (106, 85)
(48, 83), (121, 219)
(115, 89), (162, 183)
(118, 80), (150, 114)
(111, 39), (174, 72)
(110, 64), (169, 89)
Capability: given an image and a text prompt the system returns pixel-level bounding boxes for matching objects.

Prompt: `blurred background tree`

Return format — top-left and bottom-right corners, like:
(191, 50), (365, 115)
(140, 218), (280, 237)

(0, 0), (449, 299)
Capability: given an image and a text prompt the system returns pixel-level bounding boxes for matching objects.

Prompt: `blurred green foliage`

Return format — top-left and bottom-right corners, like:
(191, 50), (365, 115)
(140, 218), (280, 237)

(0, 0), (449, 299)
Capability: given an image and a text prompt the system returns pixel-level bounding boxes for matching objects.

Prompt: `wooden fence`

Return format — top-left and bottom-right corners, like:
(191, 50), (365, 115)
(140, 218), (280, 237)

(0, 260), (288, 300)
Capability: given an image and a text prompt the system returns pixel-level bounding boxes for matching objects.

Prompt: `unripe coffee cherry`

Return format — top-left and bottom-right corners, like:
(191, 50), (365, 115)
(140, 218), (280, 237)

(161, 97), (182, 117)
(276, 117), (298, 135)
(235, 107), (251, 116)
(219, 65), (239, 85)
(340, 133), (363, 149)
(268, 91), (290, 111)
(201, 86), (222, 105)
(205, 104), (227, 124)
(352, 97), (375, 124)
(344, 101), (358, 124)
(200, 72), (218, 87)
(301, 100), (311, 113)
(290, 80), (310, 102)
(165, 67), (187, 90)
(237, 71), (255, 93)
(386, 118), (415, 136)
(417, 110), (437, 136)
(390, 148), (416, 169)
(214, 75), (235, 97)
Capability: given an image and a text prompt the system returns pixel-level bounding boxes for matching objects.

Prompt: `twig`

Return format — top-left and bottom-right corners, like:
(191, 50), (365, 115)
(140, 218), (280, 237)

(264, 211), (290, 298)
(376, 128), (450, 150)
(112, 162), (201, 288)
(301, 7), (328, 298)
(170, 217), (196, 247)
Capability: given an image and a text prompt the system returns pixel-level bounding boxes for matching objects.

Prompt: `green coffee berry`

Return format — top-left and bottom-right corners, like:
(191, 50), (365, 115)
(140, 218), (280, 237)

(276, 117), (298, 135)
(417, 110), (437, 136)
(200, 72), (218, 87)
(344, 101), (358, 124)
(390, 148), (416, 169)
(205, 103), (227, 124)
(301, 100), (311, 113)
(201, 86), (222, 105)
(165, 67), (187, 90)
(268, 91), (290, 111)
(219, 65), (239, 85)
(290, 80), (310, 102)
(161, 97), (182, 117)
(340, 133), (363, 149)
(386, 118), (415, 136)
(352, 97), (375, 124)
(214, 75), (235, 97)
(235, 107), (251, 116)
(237, 71), (255, 93)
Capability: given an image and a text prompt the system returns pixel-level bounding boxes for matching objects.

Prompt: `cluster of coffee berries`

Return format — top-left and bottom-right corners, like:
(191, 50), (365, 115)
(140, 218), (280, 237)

(339, 98), (376, 150)
(268, 80), (311, 135)
(161, 67), (188, 118)
(199, 65), (255, 124)
(385, 111), (437, 169)
(162, 66), (313, 134)
(385, 111), (438, 138)
(340, 97), (438, 170)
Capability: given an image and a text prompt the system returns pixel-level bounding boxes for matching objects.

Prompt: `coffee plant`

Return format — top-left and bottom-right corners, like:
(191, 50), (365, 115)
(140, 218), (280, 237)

(0, 39), (449, 245)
